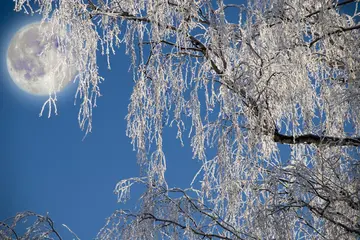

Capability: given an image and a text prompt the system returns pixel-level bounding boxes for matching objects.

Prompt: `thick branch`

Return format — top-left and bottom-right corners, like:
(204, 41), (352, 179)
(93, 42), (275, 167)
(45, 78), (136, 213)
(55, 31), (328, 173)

(274, 129), (360, 147)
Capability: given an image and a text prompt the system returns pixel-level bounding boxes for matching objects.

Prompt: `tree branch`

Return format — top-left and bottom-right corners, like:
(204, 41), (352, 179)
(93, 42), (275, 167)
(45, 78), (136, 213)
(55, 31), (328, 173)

(304, 0), (358, 19)
(309, 24), (360, 47)
(274, 129), (360, 147)
(0, 221), (19, 240)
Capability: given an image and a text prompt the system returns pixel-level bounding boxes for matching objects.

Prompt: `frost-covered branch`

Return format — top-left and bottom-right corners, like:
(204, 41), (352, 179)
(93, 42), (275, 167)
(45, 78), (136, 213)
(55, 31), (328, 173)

(0, 211), (63, 240)
(98, 186), (257, 240)
(274, 129), (360, 146)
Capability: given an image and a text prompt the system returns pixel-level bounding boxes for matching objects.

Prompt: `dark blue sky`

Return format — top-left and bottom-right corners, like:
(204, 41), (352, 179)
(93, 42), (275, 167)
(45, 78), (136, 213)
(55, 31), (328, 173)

(0, 2), (198, 239)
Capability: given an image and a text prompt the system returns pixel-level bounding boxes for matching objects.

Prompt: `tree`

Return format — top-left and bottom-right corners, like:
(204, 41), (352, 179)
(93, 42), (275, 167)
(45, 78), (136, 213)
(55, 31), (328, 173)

(2, 0), (360, 239)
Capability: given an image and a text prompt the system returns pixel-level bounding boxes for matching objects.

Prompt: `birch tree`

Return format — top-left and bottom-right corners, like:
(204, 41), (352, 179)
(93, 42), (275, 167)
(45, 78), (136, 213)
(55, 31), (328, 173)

(3, 0), (360, 239)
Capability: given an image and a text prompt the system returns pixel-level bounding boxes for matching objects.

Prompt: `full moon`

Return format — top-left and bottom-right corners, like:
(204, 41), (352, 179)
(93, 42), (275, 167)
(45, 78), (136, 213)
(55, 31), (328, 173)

(7, 22), (75, 96)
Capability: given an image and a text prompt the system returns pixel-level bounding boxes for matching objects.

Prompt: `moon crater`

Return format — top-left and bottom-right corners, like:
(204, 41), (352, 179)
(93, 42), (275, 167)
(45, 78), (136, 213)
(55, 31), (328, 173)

(7, 22), (75, 96)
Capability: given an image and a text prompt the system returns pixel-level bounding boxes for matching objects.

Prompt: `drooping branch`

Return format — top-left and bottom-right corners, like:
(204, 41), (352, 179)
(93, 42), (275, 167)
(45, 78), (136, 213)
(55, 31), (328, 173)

(139, 212), (234, 240)
(99, 186), (257, 240)
(0, 221), (18, 240)
(0, 211), (63, 240)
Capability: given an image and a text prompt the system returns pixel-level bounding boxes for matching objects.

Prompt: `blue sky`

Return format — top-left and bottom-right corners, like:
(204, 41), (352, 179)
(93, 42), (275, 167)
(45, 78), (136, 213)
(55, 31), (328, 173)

(0, 2), (198, 239)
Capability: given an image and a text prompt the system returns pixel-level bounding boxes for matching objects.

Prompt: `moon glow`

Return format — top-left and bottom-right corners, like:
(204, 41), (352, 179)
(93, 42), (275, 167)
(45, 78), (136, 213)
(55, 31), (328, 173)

(6, 22), (75, 96)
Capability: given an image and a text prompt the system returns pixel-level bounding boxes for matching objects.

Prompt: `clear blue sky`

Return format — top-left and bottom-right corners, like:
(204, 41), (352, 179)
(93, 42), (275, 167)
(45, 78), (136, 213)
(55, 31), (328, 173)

(0, 2), (198, 239)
